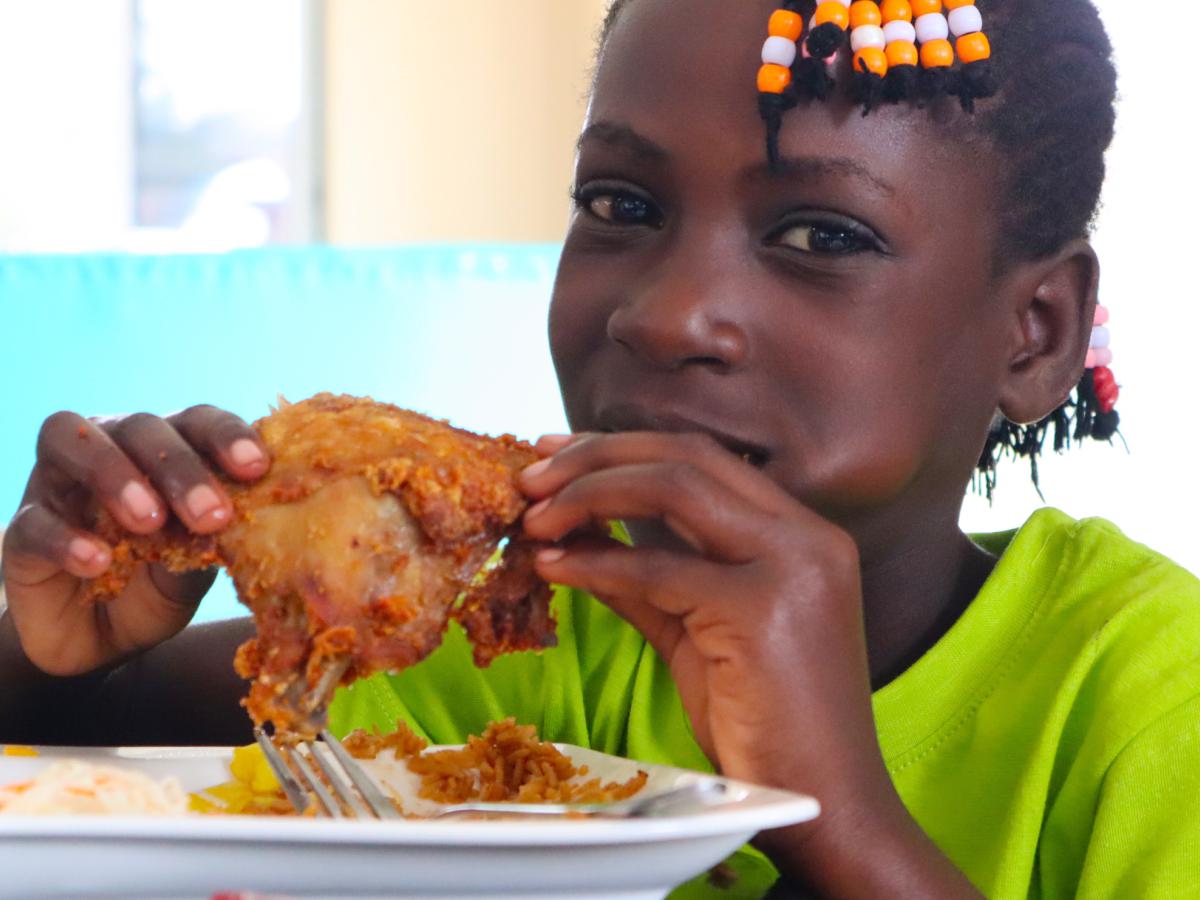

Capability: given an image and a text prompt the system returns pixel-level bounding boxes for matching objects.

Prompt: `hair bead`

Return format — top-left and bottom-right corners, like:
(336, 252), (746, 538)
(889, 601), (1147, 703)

(852, 45), (889, 111)
(850, 1), (883, 29)
(920, 38), (954, 67)
(880, 0), (913, 23)
(851, 24), (887, 52)
(757, 3), (805, 169)
(910, 0), (943, 16)
(881, 9), (920, 102)
(814, 1), (851, 29)
(758, 63), (794, 93)
(886, 39), (919, 67)
(768, 9), (804, 40)
(883, 20), (917, 44)
(763, 35), (799, 67)
(915, 12), (950, 43)
(1094, 305), (1110, 326)
(1091, 366), (1120, 416)
(948, 5), (983, 36)
(854, 47), (889, 76)
(947, 0), (995, 110)
(957, 32), (991, 64)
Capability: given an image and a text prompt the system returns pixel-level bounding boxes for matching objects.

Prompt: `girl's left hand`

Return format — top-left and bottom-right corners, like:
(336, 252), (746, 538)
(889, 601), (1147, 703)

(519, 431), (893, 821)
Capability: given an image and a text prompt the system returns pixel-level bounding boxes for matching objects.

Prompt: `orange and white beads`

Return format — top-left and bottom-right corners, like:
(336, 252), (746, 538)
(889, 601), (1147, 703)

(757, 4), (805, 167)
(758, 7), (804, 96)
(848, 2), (889, 110)
(912, 0), (954, 72)
(756, 0), (994, 143)
(943, 0), (995, 109)
(946, 0), (991, 65)
(850, 2), (886, 66)
(879, 0), (918, 98)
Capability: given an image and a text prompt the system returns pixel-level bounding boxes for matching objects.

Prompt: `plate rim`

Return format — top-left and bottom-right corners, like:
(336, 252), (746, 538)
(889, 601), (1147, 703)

(0, 742), (820, 845)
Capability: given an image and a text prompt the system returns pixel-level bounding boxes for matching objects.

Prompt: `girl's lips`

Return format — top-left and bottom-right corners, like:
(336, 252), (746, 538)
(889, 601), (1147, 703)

(594, 404), (771, 468)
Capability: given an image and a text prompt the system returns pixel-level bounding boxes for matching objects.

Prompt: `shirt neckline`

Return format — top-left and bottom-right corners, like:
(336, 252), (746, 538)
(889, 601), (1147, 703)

(870, 507), (1074, 765)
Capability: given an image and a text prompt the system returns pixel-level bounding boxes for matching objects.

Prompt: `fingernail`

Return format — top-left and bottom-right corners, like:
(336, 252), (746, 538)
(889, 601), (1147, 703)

(537, 434), (573, 452)
(523, 458), (551, 479)
(121, 482), (160, 522)
(525, 498), (551, 519)
(537, 548), (566, 564)
(69, 538), (98, 564)
(229, 438), (265, 467)
(185, 484), (226, 521)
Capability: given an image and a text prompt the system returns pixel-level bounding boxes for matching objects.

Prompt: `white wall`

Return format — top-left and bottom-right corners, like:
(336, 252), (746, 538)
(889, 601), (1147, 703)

(960, 0), (1200, 573)
(0, 1), (134, 251)
(323, 0), (609, 243)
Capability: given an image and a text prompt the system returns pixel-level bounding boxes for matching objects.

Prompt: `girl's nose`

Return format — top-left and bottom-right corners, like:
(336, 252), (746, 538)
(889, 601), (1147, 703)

(606, 276), (749, 372)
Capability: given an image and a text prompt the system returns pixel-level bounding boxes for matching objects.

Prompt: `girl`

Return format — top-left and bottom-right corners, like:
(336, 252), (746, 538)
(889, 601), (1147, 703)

(3, 0), (1198, 896)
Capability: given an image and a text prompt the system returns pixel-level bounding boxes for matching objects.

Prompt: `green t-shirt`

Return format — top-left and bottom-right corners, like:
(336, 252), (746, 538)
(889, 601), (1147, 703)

(328, 508), (1200, 898)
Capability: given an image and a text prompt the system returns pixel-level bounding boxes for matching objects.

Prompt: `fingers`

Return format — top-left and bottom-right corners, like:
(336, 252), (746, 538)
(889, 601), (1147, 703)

(534, 540), (735, 658)
(524, 461), (766, 563)
(36, 412), (165, 535)
(3, 503), (112, 584)
(167, 405), (269, 481)
(532, 433), (575, 458)
(523, 431), (792, 515)
(108, 413), (232, 533)
(33, 406), (265, 541)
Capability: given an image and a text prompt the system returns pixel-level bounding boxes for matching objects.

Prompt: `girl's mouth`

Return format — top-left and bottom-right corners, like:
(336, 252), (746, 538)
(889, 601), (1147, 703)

(595, 405), (772, 470)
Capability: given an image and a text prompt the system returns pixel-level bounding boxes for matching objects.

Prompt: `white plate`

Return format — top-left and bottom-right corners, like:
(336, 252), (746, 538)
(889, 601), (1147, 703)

(0, 744), (818, 900)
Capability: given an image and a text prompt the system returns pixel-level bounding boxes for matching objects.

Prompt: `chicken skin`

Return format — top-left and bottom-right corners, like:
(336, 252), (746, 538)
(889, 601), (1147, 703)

(83, 394), (555, 738)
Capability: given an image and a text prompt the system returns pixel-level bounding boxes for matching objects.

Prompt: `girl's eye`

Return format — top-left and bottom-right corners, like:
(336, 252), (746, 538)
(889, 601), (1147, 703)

(573, 187), (663, 228)
(772, 220), (880, 255)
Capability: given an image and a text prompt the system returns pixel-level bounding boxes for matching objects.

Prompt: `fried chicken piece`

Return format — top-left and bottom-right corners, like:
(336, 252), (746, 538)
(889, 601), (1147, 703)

(83, 394), (555, 738)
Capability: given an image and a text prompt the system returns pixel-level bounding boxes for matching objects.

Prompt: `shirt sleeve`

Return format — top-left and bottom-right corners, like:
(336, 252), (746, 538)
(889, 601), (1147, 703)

(1075, 693), (1200, 899)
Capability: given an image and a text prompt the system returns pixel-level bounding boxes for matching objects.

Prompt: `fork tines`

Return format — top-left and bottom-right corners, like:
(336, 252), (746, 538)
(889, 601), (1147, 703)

(254, 727), (402, 820)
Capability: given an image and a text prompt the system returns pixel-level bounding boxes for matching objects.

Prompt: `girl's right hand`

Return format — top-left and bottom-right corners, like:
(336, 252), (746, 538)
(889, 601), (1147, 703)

(1, 405), (270, 677)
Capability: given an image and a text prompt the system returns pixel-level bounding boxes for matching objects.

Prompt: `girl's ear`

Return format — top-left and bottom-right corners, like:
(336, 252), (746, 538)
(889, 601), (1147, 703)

(997, 240), (1099, 425)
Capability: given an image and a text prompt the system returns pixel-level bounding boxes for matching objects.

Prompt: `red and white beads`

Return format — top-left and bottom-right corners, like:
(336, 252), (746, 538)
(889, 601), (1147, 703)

(1086, 305), (1119, 414)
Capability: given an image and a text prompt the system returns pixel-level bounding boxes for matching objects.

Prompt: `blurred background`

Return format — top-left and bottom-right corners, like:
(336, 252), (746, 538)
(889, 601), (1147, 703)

(0, 0), (1196, 622)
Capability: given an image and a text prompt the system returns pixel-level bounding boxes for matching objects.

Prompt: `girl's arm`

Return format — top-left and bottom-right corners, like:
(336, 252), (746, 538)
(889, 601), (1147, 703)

(1, 610), (253, 746)
(0, 404), (268, 745)
(521, 432), (983, 899)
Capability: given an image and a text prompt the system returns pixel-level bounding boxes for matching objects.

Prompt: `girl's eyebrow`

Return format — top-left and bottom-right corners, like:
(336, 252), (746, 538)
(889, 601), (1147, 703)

(576, 121), (669, 163)
(576, 121), (894, 199)
(742, 156), (896, 198)
(739, 158), (902, 199)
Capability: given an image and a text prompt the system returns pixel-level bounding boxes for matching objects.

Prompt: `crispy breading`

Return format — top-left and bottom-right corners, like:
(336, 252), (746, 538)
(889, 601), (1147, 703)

(84, 394), (555, 738)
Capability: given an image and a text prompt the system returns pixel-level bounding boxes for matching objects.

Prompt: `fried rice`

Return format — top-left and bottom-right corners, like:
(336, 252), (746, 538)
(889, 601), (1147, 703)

(344, 717), (648, 806)
(196, 717), (647, 816)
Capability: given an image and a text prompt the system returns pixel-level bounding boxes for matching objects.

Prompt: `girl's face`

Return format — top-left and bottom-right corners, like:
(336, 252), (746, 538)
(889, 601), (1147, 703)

(550, 0), (1014, 528)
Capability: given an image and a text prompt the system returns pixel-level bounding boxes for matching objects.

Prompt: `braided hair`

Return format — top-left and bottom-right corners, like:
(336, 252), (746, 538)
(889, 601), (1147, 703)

(596, 0), (1119, 497)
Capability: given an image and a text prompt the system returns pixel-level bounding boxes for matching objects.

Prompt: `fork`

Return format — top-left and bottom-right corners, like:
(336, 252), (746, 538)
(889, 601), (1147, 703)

(254, 727), (729, 820)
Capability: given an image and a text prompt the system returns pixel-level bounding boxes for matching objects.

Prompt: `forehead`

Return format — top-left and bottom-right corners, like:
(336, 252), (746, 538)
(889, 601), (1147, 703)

(590, 0), (972, 186)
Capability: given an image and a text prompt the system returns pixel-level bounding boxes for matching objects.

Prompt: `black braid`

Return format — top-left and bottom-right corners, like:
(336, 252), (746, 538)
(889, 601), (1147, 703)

(597, 0), (1119, 497)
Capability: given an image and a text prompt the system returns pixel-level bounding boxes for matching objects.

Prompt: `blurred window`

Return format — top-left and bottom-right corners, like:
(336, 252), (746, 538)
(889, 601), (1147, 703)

(131, 0), (321, 251)
(0, 0), (320, 254)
